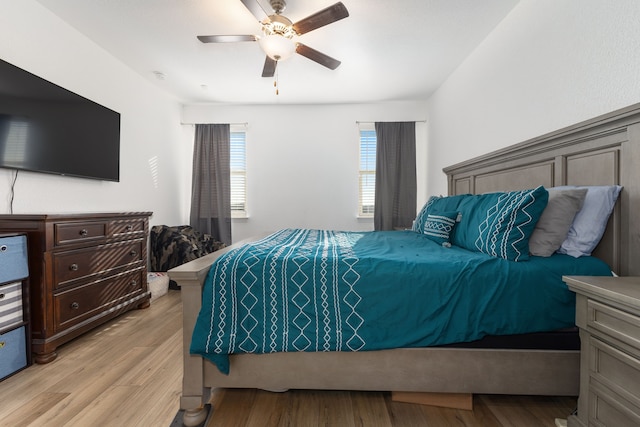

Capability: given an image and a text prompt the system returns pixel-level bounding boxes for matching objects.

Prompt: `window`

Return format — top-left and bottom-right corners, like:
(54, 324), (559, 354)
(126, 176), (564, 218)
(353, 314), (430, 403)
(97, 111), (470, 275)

(359, 123), (376, 217)
(230, 126), (247, 218)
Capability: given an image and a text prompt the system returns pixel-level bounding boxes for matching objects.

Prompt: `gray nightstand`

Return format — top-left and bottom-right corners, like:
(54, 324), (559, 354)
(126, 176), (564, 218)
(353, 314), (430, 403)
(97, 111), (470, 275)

(563, 276), (640, 427)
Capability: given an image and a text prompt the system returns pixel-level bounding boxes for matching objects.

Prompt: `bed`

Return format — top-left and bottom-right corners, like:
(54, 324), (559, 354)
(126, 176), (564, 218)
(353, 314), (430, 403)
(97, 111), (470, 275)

(169, 103), (640, 426)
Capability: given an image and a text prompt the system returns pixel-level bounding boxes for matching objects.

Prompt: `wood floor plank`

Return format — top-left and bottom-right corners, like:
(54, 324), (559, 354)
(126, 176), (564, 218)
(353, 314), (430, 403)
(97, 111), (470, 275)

(446, 398), (502, 427)
(63, 385), (140, 427)
(287, 390), (326, 427)
(95, 350), (182, 427)
(393, 391), (473, 410)
(317, 390), (356, 427)
(419, 403), (490, 427)
(0, 392), (70, 427)
(208, 388), (257, 426)
(243, 389), (290, 426)
(350, 391), (393, 426)
(478, 395), (576, 427)
(127, 370), (182, 427)
(114, 327), (182, 387)
(24, 346), (151, 425)
(118, 336), (183, 427)
(385, 392), (429, 426)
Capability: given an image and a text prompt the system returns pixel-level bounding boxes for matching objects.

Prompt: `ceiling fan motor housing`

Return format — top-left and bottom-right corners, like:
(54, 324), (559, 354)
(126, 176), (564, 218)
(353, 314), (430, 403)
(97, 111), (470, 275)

(262, 14), (295, 38)
(269, 0), (286, 14)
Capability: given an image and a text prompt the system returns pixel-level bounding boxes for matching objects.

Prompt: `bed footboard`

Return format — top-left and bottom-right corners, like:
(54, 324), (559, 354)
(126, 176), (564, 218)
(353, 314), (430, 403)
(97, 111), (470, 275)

(169, 246), (238, 426)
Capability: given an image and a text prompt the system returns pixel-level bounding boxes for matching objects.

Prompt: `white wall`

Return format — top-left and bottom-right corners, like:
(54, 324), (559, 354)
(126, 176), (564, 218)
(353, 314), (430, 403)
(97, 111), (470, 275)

(0, 0), (185, 227)
(426, 0), (640, 195)
(17, 0), (626, 240)
(182, 102), (428, 242)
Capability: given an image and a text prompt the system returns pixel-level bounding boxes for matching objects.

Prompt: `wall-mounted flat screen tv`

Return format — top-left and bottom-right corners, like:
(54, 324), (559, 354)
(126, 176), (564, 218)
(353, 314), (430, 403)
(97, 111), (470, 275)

(0, 57), (120, 181)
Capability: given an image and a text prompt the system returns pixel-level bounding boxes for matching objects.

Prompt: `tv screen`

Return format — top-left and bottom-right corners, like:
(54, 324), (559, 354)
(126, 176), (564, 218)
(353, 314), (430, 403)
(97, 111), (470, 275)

(0, 58), (120, 181)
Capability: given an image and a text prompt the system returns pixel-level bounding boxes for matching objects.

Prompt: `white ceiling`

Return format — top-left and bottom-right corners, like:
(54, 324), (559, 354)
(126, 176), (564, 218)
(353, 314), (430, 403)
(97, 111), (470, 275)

(35, 0), (519, 105)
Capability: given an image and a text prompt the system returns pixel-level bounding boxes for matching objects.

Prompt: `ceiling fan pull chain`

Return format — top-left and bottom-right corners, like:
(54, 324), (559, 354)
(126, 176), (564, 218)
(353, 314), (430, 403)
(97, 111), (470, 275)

(274, 65), (279, 95)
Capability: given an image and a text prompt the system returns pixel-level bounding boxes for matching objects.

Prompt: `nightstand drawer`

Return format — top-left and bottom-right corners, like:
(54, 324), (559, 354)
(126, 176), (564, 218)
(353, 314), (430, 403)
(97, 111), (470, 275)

(587, 299), (640, 349)
(589, 336), (640, 405)
(0, 235), (28, 284)
(587, 387), (640, 427)
(0, 282), (23, 331)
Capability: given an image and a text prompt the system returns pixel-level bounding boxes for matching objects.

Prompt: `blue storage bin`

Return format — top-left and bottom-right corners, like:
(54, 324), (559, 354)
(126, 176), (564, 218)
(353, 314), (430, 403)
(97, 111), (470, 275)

(0, 235), (28, 284)
(0, 326), (27, 380)
(0, 281), (24, 331)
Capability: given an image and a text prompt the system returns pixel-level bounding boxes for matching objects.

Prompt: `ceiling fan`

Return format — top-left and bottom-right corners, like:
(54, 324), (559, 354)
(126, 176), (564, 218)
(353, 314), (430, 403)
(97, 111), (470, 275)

(197, 0), (349, 78)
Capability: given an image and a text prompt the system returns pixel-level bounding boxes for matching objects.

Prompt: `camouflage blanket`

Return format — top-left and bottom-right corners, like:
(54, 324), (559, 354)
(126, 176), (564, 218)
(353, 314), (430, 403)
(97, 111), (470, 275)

(149, 225), (226, 272)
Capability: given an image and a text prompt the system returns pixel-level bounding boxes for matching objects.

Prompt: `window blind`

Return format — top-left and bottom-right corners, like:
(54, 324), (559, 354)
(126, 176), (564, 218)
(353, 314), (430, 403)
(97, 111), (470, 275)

(230, 129), (247, 217)
(359, 124), (376, 217)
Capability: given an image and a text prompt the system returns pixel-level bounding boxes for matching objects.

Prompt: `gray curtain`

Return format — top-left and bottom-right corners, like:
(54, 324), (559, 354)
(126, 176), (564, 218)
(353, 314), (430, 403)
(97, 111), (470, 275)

(374, 121), (417, 231)
(190, 124), (232, 245)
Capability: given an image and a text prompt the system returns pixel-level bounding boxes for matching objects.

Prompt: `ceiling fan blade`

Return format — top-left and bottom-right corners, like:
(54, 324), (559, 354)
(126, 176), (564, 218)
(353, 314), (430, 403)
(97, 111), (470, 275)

(296, 43), (341, 70)
(292, 2), (349, 35)
(262, 56), (278, 77)
(197, 35), (258, 43)
(240, 0), (269, 22)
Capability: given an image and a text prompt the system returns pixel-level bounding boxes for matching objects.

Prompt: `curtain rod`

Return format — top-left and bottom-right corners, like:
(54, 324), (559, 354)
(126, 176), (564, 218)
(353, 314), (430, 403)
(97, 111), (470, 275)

(180, 122), (249, 126)
(356, 120), (427, 124)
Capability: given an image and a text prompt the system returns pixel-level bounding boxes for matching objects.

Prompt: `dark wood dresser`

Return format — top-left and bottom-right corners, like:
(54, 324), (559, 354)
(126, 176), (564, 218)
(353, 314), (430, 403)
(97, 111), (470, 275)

(0, 212), (152, 363)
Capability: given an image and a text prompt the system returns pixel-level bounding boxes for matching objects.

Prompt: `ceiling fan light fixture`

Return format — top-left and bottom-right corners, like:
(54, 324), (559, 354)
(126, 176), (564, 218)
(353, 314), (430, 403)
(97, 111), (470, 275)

(258, 34), (296, 61)
(197, 1), (349, 75)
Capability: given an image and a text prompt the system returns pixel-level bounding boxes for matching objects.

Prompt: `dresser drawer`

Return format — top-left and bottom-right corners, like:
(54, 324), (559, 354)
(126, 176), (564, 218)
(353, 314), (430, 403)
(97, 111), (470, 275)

(0, 282), (23, 331)
(55, 221), (107, 246)
(52, 240), (144, 288)
(110, 218), (146, 239)
(587, 299), (640, 349)
(0, 326), (27, 380)
(0, 235), (28, 284)
(54, 268), (145, 332)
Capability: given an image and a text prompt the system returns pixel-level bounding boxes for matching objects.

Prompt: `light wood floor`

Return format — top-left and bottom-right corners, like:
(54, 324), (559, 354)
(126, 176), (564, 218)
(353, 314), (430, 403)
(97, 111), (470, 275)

(0, 290), (577, 426)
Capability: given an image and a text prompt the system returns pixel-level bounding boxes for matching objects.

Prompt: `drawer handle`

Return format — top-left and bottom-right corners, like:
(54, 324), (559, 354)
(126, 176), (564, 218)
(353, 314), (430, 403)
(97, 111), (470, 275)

(0, 341), (5, 349)
(69, 263), (79, 271)
(129, 250), (138, 257)
(70, 302), (80, 310)
(79, 229), (88, 236)
(130, 280), (137, 287)
(0, 293), (4, 299)
(0, 245), (7, 252)
(125, 225), (133, 231)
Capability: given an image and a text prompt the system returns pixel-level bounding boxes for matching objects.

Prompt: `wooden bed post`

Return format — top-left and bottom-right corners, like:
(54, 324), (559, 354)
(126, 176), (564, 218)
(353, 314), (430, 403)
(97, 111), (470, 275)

(170, 251), (225, 426)
(179, 275), (209, 426)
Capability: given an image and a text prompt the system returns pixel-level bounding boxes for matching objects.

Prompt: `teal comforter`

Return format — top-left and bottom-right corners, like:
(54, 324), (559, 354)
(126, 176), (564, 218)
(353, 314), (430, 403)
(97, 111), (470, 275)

(190, 229), (611, 373)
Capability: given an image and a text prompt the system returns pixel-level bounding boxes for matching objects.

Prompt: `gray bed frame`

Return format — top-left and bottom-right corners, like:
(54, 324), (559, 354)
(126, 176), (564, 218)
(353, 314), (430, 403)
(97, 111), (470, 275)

(169, 103), (640, 426)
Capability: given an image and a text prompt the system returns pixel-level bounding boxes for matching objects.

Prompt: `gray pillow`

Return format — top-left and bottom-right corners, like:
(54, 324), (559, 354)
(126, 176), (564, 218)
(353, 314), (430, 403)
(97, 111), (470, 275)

(529, 188), (588, 257)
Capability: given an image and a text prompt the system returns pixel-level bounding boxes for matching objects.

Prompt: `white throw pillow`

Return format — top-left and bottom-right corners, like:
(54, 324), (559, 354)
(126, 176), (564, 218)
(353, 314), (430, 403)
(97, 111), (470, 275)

(556, 185), (622, 257)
